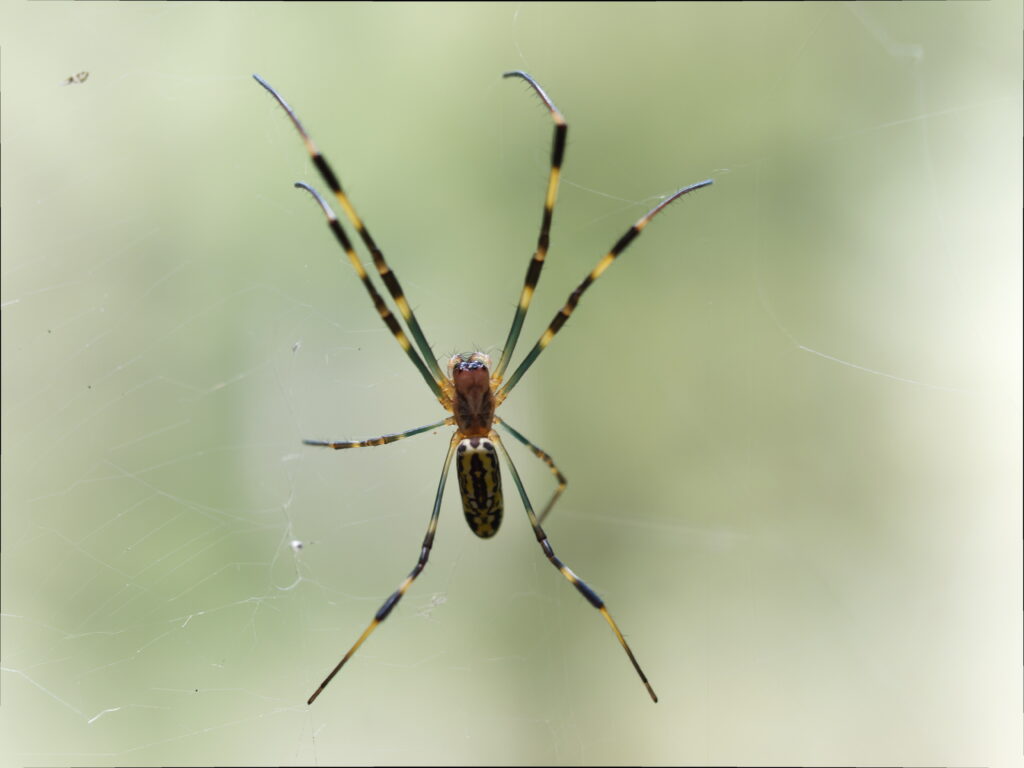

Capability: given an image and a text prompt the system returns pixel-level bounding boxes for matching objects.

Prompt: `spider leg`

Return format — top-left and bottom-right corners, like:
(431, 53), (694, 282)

(304, 418), (453, 450)
(498, 178), (713, 398)
(492, 433), (658, 703)
(494, 418), (566, 526)
(254, 74), (447, 397)
(307, 432), (459, 705)
(494, 71), (567, 381)
(291, 182), (445, 402)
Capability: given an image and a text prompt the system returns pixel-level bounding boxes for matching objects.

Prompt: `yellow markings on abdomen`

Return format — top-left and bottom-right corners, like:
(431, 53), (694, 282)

(456, 437), (503, 538)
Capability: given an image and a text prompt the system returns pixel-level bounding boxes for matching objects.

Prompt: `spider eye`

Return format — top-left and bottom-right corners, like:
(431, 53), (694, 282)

(448, 352), (491, 378)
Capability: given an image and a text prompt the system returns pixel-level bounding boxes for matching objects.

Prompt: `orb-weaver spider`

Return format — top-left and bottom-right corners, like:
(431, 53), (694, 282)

(254, 71), (711, 704)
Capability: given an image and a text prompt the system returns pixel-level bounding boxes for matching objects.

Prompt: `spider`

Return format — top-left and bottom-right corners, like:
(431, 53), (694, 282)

(254, 71), (711, 705)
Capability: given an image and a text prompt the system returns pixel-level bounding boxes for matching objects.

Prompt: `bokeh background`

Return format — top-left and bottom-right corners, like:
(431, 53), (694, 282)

(2, 3), (1020, 765)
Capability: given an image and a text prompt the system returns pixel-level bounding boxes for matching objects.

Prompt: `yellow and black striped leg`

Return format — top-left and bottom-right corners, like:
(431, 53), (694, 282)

(495, 418), (566, 526)
(498, 178), (714, 398)
(492, 434), (658, 703)
(307, 433), (460, 705)
(254, 74), (446, 386)
(304, 418), (453, 450)
(494, 71), (567, 381)
(292, 182), (446, 403)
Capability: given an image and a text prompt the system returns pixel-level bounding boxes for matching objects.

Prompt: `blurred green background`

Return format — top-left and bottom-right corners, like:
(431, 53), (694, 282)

(2, 3), (1020, 765)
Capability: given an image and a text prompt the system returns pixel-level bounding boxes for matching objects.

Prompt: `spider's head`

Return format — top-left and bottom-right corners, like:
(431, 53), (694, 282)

(447, 352), (491, 382)
(449, 352), (495, 435)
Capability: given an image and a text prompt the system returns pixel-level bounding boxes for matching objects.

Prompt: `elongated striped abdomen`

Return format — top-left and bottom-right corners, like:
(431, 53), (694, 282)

(456, 437), (503, 538)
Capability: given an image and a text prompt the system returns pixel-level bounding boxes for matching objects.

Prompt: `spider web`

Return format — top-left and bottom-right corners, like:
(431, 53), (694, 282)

(2, 3), (1020, 765)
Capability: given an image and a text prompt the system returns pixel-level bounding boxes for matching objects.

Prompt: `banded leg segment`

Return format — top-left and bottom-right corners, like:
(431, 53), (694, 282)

(498, 179), (714, 398)
(254, 74), (445, 386)
(492, 434), (658, 703)
(304, 418), (452, 450)
(494, 71), (567, 381)
(307, 433), (460, 705)
(495, 418), (566, 525)
(293, 183), (445, 402)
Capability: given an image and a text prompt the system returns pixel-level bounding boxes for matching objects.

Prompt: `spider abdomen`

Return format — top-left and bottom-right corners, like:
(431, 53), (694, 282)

(456, 437), (503, 538)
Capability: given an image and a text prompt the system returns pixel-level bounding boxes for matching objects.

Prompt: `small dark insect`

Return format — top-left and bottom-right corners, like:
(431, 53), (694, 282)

(254, 71), (711, 705)
(61, 71), (89, 86)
